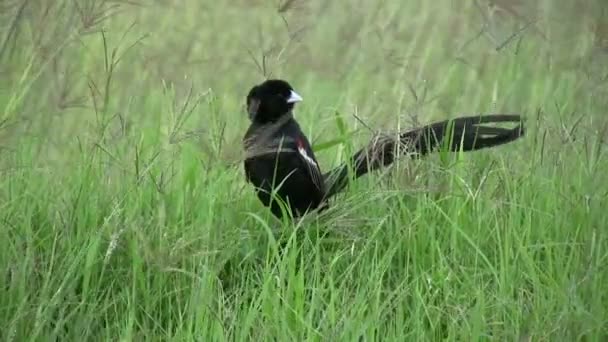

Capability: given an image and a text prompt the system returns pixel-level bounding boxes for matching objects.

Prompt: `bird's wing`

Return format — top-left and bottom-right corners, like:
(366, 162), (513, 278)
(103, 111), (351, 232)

(294, 137), (325, 192)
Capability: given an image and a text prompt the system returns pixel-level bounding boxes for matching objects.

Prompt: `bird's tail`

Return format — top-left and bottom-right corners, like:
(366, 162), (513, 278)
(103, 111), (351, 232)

(322, 114), (525, 199)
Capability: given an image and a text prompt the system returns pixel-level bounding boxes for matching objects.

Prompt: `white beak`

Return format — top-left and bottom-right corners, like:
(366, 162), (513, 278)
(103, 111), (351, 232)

(287, 90), (303, 103)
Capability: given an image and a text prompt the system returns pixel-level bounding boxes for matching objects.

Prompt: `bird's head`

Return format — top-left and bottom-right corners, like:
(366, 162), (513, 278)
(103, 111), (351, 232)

(246, 79), (303, 123)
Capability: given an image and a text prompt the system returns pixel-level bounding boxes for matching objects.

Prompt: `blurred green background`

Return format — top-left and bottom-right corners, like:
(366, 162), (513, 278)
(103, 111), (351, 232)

(1, 0), (607, 340)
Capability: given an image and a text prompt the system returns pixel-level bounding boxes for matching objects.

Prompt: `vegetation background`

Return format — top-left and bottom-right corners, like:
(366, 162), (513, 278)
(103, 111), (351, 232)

(1, 0), (607, 340)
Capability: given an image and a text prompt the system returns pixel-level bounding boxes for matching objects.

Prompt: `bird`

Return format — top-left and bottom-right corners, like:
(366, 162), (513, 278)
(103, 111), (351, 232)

(242, 79), (525, 219)
(243, 79), (326, 219)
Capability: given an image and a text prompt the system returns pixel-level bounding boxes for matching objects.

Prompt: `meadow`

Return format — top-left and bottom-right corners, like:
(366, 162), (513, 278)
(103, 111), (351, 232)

(1, 0), (607, 340)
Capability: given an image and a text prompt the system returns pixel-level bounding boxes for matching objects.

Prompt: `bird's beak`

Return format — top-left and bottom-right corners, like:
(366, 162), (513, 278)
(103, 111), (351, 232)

(287, 90), (303, 104)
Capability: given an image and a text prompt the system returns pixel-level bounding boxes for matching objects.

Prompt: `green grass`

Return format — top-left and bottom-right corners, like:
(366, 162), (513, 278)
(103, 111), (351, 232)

(1, 0), (608, 340)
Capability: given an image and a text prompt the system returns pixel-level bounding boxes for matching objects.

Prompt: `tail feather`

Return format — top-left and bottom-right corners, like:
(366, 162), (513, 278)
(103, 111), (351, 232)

(322, 114), (525, 199)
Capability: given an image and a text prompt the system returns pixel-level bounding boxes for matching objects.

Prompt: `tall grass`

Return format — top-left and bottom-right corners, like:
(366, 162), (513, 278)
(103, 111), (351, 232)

(1, 0), (607, 340)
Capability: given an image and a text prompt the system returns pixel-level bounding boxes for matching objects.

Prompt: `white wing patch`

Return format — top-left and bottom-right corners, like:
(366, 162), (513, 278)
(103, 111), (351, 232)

(295, 138), (324, 191)
(297, 144), (318, 167)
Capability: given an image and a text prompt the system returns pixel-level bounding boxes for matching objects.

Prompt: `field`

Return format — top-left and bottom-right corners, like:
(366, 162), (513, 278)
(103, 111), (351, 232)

(1, 0), (608, 340)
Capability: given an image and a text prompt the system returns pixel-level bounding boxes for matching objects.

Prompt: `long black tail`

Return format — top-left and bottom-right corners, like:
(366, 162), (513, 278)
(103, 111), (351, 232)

(322, 114), (525, 199)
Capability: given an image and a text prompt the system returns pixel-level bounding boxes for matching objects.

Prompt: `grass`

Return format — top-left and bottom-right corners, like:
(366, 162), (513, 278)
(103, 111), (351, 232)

(1, 0), (608, 340)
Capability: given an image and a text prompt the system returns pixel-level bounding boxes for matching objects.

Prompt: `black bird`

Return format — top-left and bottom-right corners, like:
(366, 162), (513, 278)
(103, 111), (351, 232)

(243, 79), (326, 219)
(243, 79), (525, 219)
